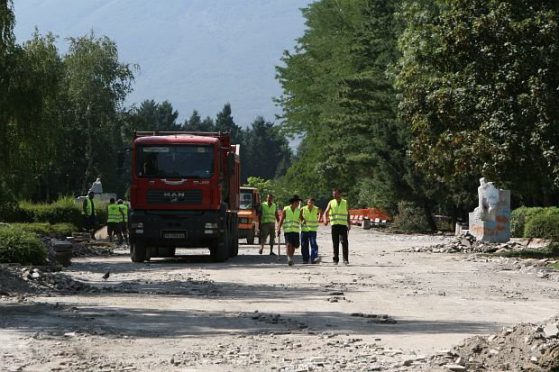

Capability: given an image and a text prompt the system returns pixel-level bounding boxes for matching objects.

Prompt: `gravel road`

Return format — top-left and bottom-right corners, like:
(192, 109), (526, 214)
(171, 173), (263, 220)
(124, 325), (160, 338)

(1, 227), (558, 371)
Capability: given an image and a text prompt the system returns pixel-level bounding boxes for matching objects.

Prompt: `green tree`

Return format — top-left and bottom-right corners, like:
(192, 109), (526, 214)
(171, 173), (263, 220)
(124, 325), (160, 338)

(215, 103), (242, 143)
(184, 110), (215, 131)
(397, 0), (559, 207)
(61, 33), (136, 195)
(241, 117), (292, 183)
(11, 32), (65, 200)
(0, 0), (15, 183)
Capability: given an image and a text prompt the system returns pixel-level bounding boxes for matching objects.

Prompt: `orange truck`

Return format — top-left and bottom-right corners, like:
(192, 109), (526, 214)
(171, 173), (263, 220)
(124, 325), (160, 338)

(238, 186), (260, 244)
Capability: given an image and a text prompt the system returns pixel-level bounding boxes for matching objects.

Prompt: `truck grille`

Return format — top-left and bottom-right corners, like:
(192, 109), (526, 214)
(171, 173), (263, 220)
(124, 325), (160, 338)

(146, 190), (203, 205)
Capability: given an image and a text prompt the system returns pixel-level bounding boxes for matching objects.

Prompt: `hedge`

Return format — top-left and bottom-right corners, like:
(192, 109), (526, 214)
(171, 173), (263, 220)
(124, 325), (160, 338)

(524, 213), (559, 241)
(511, 207), (559, 239)
(1, 197), (107, 229)
(10, 223), (77, 237)
(0, 225), (47, 265)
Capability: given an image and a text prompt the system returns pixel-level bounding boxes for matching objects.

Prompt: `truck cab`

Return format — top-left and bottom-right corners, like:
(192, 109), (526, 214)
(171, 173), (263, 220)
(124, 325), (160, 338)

(238, 186), (260, 244)
(128, 131), (240, 263)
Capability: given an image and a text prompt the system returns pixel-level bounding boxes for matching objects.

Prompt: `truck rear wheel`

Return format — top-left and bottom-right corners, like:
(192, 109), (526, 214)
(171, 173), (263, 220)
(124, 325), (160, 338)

(131, 242), (146, 263)
(211, 230), (229, 262)
(246, 227), (255, 245)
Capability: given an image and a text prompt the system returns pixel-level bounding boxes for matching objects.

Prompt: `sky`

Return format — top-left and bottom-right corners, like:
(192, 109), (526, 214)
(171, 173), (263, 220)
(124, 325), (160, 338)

(13, 0), (313, 126)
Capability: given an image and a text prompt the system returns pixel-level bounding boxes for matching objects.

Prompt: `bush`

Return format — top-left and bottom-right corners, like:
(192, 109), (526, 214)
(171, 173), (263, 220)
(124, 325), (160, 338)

(10, 223), (77, 237)
(19, 197), (83, 225)
(512, 207), (559, 238)
(524, 213), (559, 240)
(392, 201), (432, 233)
(0, 226), (47, 265)
(511, 207), (544, 238)
(3, 197), (109, 228)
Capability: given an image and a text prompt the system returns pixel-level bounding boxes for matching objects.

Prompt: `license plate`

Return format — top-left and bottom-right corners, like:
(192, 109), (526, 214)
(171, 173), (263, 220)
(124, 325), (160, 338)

(164, 232), (186, 239)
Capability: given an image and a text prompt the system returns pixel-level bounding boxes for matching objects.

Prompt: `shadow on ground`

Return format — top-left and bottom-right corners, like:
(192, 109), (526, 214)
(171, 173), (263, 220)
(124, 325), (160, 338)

(0, 301), (500, 339)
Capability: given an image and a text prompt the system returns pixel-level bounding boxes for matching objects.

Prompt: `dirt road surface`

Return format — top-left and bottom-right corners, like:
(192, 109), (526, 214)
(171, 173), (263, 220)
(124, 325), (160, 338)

(1, 227), (558, 371)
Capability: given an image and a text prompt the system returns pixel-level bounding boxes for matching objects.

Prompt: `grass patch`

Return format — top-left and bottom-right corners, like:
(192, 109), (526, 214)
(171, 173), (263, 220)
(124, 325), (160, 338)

(498, 242), (559, 259)
(549, 261), (559, 271)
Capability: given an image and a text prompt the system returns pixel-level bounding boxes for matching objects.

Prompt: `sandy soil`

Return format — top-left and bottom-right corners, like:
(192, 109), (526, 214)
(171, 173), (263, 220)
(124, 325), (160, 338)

(1, 227), (558, 371)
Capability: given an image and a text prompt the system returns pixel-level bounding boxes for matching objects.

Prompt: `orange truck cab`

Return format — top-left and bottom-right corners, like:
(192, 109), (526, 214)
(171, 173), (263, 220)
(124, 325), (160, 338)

(238, 187), (260, 244)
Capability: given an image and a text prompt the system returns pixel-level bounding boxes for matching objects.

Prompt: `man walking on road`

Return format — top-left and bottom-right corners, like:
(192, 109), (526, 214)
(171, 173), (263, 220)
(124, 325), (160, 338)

(278, 195), (302, 266)
(300, 198), (320, 264)
(259, 194), (279, 255)
(323, 188), (351, 265)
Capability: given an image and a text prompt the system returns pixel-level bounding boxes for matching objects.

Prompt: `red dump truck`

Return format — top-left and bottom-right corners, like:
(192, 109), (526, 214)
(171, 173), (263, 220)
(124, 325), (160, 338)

(128, 131), (240, 262)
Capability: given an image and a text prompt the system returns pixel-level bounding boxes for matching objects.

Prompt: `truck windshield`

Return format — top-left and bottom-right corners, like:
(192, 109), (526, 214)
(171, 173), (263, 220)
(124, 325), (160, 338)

(136, 145), (214, 178)
(240, 191), (253, 210)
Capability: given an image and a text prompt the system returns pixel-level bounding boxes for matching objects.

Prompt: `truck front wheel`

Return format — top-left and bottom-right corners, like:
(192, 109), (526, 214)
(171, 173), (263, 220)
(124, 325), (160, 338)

(131, 242), (147, 263)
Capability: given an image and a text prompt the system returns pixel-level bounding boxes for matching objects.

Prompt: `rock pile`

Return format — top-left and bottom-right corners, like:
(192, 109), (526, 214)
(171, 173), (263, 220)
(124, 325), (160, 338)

(425, 316), (559, 371)
(412, 233), (525, 254)
(0, 265), (99, 296)
(72, 242), (114, 257)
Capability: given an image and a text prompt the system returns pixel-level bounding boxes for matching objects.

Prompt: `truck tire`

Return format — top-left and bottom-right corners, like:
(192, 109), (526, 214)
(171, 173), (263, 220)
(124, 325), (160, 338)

(211, 230), (229, 262)
(246, 227), (255, 245)
(231, 224), (239, 257)
(131, 242), (146, 263)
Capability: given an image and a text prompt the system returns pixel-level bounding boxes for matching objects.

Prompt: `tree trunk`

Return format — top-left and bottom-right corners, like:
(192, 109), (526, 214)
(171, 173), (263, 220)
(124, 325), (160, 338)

(422, 201), (437, 232)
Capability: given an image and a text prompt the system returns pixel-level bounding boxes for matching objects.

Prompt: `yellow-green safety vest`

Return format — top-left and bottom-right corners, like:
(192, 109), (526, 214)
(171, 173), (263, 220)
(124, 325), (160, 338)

(261, 202), (277, 224)
(107, 204), (121, 223)
(118, 204), (128, 222)
(328, 199), (348, 226)
(83, 198), (94, 216)
(282, 206), (301, 233)
(301, 206), (319, 232)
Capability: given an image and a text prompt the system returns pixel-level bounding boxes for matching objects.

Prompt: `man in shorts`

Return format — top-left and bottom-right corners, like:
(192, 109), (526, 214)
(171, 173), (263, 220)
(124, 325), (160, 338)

(278, 195), (302, 266)
(259, 194), (279, 255)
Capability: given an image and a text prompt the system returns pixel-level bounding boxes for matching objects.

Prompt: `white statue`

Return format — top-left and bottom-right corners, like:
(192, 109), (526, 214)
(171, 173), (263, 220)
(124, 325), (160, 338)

(89, 177), (103, 195)
(474, 177), (498, 221)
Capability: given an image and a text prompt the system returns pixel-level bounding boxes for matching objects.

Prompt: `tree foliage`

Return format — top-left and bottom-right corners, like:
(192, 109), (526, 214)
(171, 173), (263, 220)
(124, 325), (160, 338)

(396, 0), (559, 206)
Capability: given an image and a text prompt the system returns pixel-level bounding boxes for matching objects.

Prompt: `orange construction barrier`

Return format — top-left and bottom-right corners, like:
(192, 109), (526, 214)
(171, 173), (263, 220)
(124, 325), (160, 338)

(349, 208), (392, 226)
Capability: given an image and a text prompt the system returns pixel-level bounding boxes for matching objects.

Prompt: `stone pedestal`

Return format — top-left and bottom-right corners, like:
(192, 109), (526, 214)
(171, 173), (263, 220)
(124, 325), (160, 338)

(468, 189), (511, 242)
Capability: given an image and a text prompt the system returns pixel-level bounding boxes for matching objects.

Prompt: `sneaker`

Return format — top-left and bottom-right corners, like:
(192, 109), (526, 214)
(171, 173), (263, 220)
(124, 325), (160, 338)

(258, 248), (263, 255)
(311, 257), (321, 264)
(269, 251), (276, 256)
(287, 257), (294, 266)
(343, 260), (349, 265)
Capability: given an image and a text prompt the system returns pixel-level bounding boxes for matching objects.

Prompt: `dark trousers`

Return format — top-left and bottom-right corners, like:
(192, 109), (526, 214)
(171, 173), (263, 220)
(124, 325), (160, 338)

(107, 222), (122, 244)
(331, 225), (349, 263)
(301, 231), (318, 263)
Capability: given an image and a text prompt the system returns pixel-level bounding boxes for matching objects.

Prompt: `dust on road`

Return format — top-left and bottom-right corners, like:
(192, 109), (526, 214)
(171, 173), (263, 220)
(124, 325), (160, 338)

(1, 227), (558, 371)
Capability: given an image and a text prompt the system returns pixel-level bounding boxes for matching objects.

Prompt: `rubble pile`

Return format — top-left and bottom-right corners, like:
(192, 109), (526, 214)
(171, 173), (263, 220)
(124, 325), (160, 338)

(0, 265), (99, 296)
(425, 316), (559, 371)
(71, 242), (114, 257)
(412, 233), (525, 254)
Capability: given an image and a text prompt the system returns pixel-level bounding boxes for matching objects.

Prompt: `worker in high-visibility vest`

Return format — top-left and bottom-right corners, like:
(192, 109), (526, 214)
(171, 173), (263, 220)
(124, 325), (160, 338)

(259, 194), (280, 255)
(82, 191), (96, 239)
(323, 188), (351, 265)
(300, 198), (321, 264)
(277, 195), (302, 266)
(118, 199), (129, 245)
(107, 198), (123, 244)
